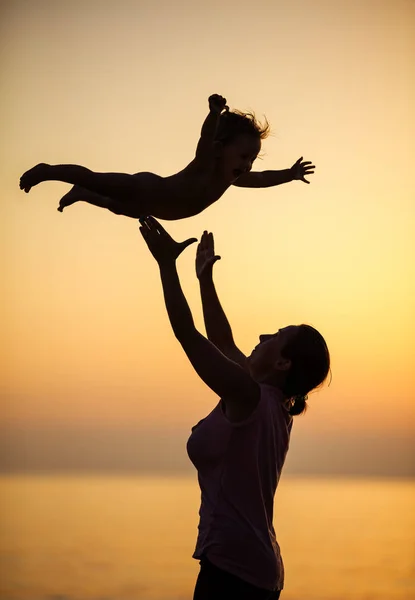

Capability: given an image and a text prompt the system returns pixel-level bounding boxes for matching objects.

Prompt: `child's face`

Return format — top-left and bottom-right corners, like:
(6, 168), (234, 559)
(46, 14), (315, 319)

(219, 134), (261, 182)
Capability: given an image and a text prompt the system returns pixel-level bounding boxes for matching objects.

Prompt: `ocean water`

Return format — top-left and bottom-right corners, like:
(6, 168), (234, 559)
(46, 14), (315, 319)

(0, 475), (413, 600)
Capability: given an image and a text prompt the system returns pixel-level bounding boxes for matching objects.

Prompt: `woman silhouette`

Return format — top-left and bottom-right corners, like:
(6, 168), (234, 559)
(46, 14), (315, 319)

(140, 217), (330, 600)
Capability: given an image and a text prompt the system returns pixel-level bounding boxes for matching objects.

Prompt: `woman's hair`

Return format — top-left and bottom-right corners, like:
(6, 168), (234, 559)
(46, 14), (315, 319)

(215, 109), (270, 145)
(281, 325), (331, 416)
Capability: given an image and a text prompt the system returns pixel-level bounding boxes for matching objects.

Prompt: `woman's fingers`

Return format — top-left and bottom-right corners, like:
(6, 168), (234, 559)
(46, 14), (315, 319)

(199, 231), (214, 254)
(204, 232), (214, 255)
(140, 215), (168, 237)
(139, 225), (149, 244)
(178, 238), (198, 258)
(199, 231), (215, 243)
(201, 230), (209, 250)
(147, 215), (169, 236)
(181, 237), (198, 249)
(140, 217), (197, 259)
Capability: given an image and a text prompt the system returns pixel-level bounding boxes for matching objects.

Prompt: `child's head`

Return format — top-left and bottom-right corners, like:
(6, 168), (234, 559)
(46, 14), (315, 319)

(215, 110), (270, 182)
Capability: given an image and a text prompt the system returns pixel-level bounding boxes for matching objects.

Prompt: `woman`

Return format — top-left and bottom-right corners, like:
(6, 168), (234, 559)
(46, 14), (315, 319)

(139, 216), (330, 600)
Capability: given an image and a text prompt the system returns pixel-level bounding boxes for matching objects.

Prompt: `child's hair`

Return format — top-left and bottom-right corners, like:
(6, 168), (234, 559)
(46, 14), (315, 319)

(215, 110), (270, 145)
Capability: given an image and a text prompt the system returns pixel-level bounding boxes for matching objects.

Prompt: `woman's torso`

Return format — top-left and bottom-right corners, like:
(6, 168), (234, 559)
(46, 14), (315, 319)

(186, 384), (293, 591)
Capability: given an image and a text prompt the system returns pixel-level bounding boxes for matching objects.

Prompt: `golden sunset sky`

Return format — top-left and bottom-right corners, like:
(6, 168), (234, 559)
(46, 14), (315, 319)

(1, 0), (414, 475)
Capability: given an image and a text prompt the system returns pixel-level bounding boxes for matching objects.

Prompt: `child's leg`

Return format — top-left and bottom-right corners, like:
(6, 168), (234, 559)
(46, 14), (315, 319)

(57, 185), (147, 218)
(20, 163), (162, 212)
(58, 186), (114, 212)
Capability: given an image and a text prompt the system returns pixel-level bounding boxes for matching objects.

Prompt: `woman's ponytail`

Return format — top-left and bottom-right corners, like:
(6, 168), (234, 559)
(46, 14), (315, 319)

(289, 394), (308, 416)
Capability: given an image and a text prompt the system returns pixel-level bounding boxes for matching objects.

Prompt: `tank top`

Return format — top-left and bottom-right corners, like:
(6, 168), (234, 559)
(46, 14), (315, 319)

(186, 383), (293, 591)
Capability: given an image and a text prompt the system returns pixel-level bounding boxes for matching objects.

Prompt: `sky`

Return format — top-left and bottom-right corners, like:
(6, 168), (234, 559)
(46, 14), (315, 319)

(1, 0), (414, 476)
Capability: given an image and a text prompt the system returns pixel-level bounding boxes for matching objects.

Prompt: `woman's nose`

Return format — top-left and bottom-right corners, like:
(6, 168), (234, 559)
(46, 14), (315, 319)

(259, 334), (270, 343)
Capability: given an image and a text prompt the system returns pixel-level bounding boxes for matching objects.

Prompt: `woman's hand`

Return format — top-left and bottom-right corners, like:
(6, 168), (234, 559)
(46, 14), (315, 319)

(290, 157), (315, 184)
(196, 230), (221, 279)
(139, 216), (197, 265)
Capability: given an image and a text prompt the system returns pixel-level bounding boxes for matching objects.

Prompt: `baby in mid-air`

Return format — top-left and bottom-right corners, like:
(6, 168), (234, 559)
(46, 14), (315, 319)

(19, 94), (315, 221)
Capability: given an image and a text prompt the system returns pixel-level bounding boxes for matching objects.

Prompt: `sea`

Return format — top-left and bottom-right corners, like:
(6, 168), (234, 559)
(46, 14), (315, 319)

(0, 475), (414, 600)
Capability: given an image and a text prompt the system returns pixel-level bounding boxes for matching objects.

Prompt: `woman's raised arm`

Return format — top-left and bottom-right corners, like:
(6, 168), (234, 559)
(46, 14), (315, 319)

(139, 217), (259, 419)
(196, 231), (247, 370)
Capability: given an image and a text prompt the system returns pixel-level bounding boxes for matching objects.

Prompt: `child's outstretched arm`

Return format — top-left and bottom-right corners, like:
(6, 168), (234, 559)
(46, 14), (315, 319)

(195, 94), (228, 159)
(233, 157), (315, 188)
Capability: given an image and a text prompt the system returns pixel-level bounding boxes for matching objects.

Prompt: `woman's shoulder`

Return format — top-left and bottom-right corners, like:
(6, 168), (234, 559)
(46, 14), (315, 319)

(221, 383), (288, 427)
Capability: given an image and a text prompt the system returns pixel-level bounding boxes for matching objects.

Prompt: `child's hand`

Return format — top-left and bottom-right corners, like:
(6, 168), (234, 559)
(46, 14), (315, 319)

(139, 216), (197, 265)
(208, 94), (228, 114)
(196, 231), (221, 279)
(290, 157), (315, 184)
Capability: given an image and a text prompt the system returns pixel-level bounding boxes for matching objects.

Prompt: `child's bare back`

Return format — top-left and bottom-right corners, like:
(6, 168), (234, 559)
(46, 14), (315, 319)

(19, 94), (316, 221)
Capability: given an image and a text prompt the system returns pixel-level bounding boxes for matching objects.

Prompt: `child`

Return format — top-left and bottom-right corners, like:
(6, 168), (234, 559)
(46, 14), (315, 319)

(19, 94), (315, 221)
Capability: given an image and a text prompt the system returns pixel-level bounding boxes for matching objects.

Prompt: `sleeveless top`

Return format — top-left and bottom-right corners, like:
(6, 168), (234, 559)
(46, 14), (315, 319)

(186, 384), (293, 591)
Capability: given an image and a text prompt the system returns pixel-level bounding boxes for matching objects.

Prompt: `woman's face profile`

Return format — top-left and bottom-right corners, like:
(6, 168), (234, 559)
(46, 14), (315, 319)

(247, 325), (298, 383)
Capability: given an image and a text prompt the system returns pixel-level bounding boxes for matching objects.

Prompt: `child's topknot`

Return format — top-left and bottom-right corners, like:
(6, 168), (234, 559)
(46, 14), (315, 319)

(215, 110), (270, 145)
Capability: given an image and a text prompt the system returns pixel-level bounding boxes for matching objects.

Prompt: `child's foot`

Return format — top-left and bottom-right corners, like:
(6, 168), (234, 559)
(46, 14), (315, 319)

(19, 163), (50, 193)
(58, 186), (114, 212)
(58, 185), (85, 212)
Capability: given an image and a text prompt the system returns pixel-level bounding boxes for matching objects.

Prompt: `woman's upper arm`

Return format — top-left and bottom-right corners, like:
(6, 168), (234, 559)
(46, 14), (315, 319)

(180, 329), (260, 411)
(219, 344), (249, 372)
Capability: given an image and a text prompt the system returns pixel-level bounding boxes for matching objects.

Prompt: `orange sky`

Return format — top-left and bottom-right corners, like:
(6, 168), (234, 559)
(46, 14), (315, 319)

(1, 0), (414, 474)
